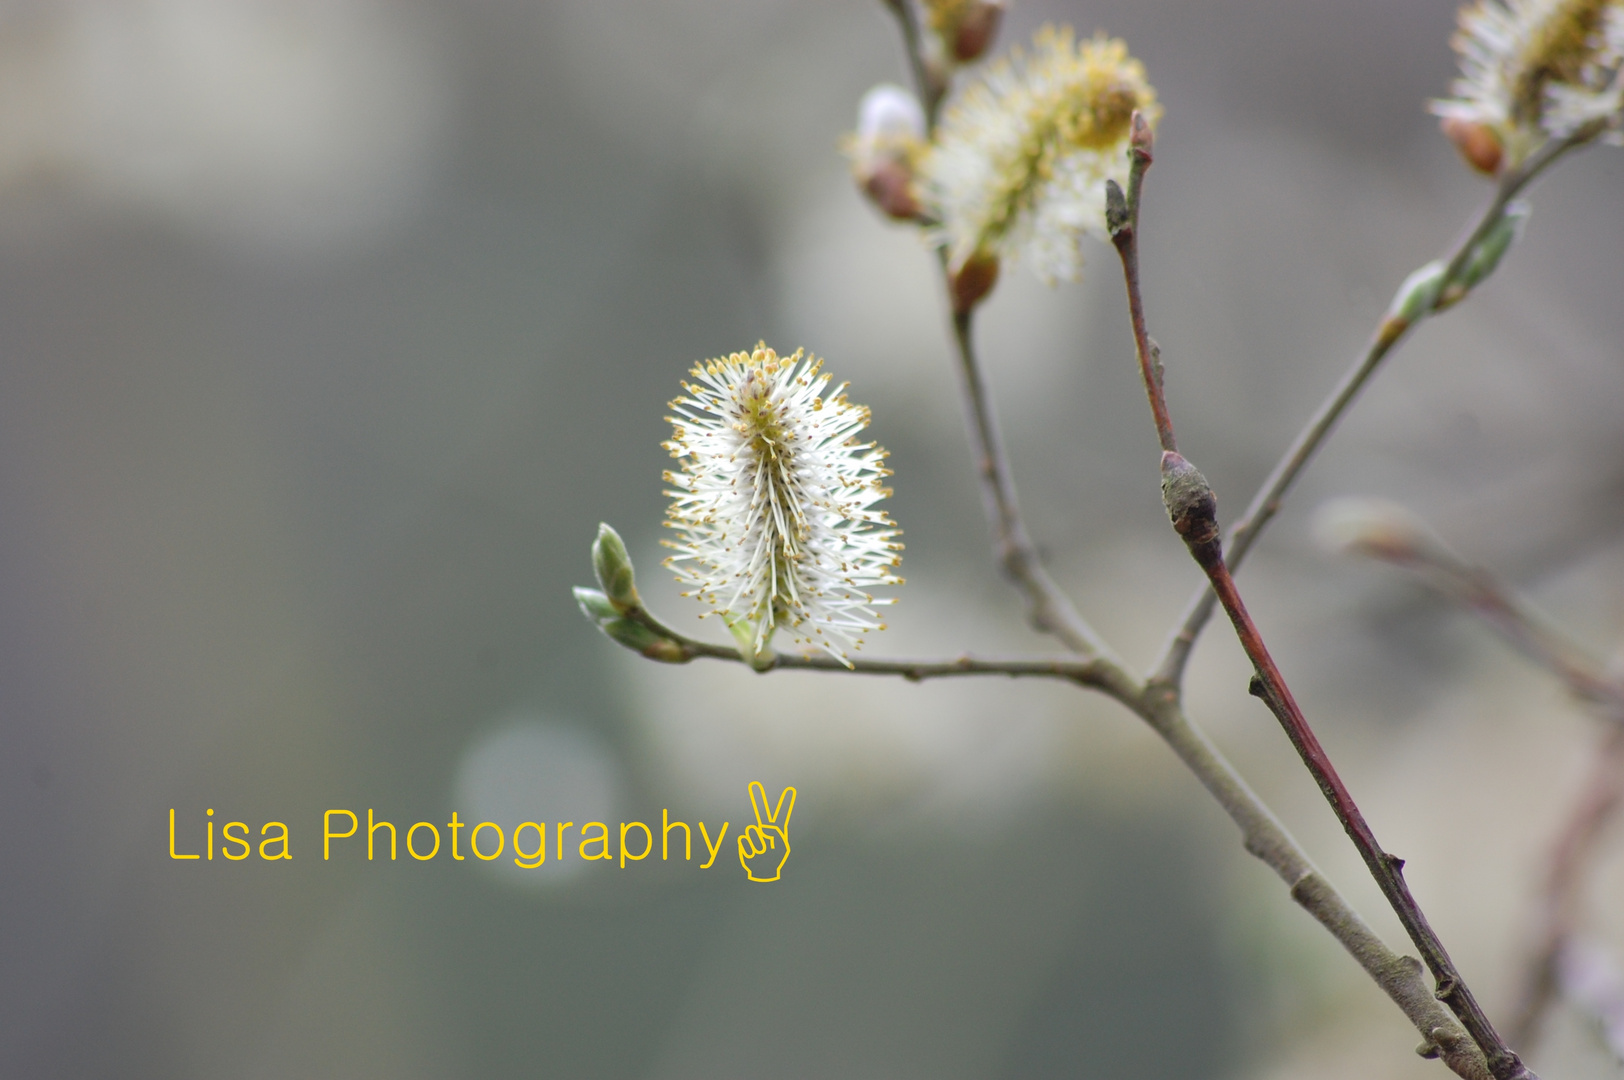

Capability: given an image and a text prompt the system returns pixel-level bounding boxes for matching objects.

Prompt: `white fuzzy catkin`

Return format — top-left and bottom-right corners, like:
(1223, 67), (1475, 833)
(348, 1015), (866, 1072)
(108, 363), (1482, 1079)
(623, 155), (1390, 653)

(663, 344), (903, 662)
(918, 26), (1159, 285)
(1433, 0), (1624, 165)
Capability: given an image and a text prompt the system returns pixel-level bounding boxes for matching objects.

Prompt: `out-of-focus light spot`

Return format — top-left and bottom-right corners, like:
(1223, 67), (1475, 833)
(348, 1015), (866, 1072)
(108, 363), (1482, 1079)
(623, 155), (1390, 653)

(0, 0), (450, 256)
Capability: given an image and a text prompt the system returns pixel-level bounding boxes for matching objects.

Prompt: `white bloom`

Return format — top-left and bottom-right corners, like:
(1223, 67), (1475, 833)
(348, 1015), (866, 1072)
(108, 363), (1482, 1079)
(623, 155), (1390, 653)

(920, 0), (1007, 64)
(855, 84), (927, 151)
(918, 26), (1159, 285)
(846, 84), (927, 220)
(663, 344), (903, 663)
(1433, 0), (1624, 168)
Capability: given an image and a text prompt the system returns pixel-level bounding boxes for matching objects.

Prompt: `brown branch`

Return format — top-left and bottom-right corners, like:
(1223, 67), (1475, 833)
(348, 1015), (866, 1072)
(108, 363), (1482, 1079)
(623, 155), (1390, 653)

(1111, 133), (1534, 1077)
(1175, 488), (1533, 1080)
(1106, 114), (1174, 454)
(879, 0), (947, 128)
(613, 601), (1134, 693)
(1356, 525), (1624, 714)
(1133, 685), (1491, 1080)
(948, 308), (1120, 660)
(1333, 509), (1624, 1050)
(1151, 120), (1610, 689)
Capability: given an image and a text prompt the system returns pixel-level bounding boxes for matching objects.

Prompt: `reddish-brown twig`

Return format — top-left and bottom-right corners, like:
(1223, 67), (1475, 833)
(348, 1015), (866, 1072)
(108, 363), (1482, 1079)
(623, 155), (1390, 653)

(878, 0), (947, 127)
(870, 18), (1495, 1080)
(1112, 123), (1536, 1080)
(1103, 114), (1174, 454)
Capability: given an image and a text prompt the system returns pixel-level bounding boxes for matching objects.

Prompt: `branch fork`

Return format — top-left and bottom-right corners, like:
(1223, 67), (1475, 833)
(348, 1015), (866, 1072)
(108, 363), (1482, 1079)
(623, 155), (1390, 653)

(580, 11), (1622, 1078)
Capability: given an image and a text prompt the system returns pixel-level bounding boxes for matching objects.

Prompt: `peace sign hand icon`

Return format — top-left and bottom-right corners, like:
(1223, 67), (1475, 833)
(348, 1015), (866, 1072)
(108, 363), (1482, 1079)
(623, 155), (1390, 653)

(737, 781), (795, 883)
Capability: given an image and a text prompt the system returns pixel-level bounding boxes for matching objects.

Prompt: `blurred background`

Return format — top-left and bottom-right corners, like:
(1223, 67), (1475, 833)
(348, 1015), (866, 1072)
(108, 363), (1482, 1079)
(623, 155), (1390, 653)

(1, 0), (1621, 1077)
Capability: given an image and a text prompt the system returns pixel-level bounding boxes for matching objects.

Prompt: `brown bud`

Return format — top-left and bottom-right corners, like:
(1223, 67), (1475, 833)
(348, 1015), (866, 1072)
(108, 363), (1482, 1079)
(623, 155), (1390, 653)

(950, 253), (1000, 314)
(1160, 451), (1219, 549)
(860, 159), (922, 220)
(951, 0), (1005, 62)
(849, 84), (926, 221)
(1441, 117), (1503, 176)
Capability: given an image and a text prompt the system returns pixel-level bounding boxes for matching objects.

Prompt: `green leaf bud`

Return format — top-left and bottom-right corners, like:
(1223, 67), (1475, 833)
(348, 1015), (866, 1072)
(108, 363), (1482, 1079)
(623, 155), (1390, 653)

(1456, 201), (1528, 292)
(1388, 260), (1448, 326)
(591, 522), (640, 613)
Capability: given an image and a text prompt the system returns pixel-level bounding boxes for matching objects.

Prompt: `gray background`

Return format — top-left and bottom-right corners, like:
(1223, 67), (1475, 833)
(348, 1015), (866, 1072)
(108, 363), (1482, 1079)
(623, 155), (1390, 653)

(1, 1), (1621, 1077)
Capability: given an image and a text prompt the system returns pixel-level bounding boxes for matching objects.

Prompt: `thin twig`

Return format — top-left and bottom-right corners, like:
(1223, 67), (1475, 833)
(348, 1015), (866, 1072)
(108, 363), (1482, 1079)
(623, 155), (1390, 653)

(869, 20), (1495, 1080)
(879, 0), (947, 127)
(1106, 115), (1174, 454)
(948, 308), (1118, 660)
(1114, 140), (1536, 1077)
(1134, 685), (1491, 1080)
(616, 602), (1132, 693)
(1361, 531), (1624, 713)
(881, 0), (1114, 660)
(1192, 516), (1533, 1080)
(1340, 516), (1624, 1050)
(1151, 121), (1609, 689)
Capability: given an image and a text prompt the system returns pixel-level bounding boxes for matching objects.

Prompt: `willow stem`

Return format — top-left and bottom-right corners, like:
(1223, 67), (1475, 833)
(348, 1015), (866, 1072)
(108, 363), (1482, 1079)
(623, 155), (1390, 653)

(1116, 140), (1537, 1079)
(618, 602), (1129, 689)
(947, 307), (1117, 660)
(1193, 526), (1534, 1080)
